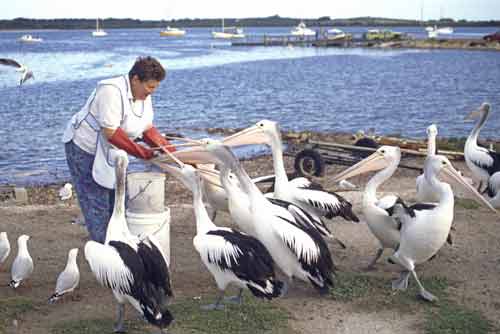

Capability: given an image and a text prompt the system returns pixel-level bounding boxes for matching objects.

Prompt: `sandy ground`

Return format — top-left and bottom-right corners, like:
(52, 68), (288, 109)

(1, 156), (499, 334)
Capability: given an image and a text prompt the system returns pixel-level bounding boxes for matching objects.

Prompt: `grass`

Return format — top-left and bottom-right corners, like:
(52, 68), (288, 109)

(455, 198), (481, 210)
(169, 294), (292, 334)
(51, 294), (293, 334)
(329, 272), (497, 333)
(424, 301), (496, 334)
(0, 297), (34, 334)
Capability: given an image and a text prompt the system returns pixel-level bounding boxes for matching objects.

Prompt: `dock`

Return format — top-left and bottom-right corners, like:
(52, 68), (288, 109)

(231, 34), (358, 47)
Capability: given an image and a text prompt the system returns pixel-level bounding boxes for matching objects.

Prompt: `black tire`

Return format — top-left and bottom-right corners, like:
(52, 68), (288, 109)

(294, 149), (325, 177)
(353, 137), (379, 158)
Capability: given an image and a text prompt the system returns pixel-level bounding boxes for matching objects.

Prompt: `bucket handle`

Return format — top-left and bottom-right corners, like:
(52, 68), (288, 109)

(127, 180), (153, 208)
(137, 216), (169, 241)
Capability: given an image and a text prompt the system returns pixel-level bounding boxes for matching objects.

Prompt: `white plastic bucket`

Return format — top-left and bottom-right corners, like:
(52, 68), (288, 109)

(127, 172), (165, 214)
(126, 208), (170, 264)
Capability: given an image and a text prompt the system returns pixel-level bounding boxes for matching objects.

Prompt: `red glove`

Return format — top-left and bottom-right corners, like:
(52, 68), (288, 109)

(108, 128), (155, 160)
(142, 127), (176, 153)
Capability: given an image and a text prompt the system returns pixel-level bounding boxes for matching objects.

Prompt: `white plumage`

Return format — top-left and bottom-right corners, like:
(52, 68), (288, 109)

(416, 124), (440, 203)
(49, 248), (80, 303)
(222, 120), (359, 236)
(332, 146), (402, 269)
(0, 232), (10, 267)
(9, 234), (33, 289)
(464, 103), (500, 207)
(389, 155), (496, 302)
(206, 142), (335, 294)
(58, 183), (73, 201)
(162, 162), (284, 309)
(84, 151), (173, 333)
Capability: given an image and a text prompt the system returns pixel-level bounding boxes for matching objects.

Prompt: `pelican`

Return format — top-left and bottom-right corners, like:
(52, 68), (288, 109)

(0, 232), (10, 268)
(389, 154), (497, 301)
(84, 151), (173, 333)
(161, 160), (284, 310)
(206, 142), (335, 294)
(48, 248), (80, 304)
(0, 58), (34, 86)
(464, 103), (500, 207)
(9, 235), (33, 289)
(332, 146), (403, 269)
(416, 124), (440, 202)
(222, 120), (359, 231)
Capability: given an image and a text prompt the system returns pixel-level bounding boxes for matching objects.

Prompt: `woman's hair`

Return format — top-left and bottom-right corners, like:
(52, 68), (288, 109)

(128, 56), (166, 82)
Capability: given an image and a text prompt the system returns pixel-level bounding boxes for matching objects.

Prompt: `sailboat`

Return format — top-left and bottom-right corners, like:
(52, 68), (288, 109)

(211, 18), (245, 39)
(425, 6), (453, 38)
(92, 18), (108, 37)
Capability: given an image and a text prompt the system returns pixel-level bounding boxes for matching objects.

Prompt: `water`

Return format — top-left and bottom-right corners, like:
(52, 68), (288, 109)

(1, 26), (499, 186)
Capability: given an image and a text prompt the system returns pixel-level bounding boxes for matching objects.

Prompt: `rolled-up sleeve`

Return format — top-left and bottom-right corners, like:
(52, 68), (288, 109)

(93, 85), (123, 129)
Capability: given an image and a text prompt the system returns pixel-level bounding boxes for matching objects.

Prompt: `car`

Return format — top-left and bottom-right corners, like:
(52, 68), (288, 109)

(483, 31), (500, 42)
(363, 29), (403, 41)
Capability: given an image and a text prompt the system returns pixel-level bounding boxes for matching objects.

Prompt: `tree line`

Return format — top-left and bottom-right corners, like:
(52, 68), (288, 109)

(1, 16), (499, 30)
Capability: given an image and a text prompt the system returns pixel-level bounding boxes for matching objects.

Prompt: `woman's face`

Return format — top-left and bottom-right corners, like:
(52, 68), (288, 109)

(131, 75), (160, 101)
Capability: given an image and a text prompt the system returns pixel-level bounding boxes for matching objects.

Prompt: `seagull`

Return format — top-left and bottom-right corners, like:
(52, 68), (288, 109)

(48, 248), (80, 304)
(59, 183), (73, 201)
(0, 232), (10, 268)
(9, 235), (34, 289)
(0, 58), (34, 86)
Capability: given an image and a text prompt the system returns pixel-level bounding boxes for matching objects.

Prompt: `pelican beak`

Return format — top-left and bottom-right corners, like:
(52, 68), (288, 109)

(222, 125), (268, 147)
(153, 146), (216, 165)
(196, 167), (224, 188)
(332, 151), (388, 183)
(441, 164), (498, 214)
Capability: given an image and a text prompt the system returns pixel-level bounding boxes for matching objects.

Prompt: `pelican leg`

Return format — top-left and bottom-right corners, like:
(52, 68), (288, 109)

(391, 270), (410, 290)
(114, 303), (126, 333)
(364, 248), (384, 271)
(411, 270), (437, 302)
(201, 290), (225, 311)
(224, 288), (244, 304)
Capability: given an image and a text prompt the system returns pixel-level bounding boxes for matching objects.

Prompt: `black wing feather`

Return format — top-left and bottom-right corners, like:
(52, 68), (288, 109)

(0, 58), (21, 68)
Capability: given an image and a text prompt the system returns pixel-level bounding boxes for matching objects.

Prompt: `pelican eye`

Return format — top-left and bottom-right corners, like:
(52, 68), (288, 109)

(380, 149), (386, 154)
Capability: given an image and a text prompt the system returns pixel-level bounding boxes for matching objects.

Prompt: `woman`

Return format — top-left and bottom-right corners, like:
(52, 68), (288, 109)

(62, 56), (174, 243)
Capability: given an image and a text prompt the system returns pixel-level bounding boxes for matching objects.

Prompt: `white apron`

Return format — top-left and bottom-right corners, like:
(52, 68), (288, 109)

(62, 75), (153, 189)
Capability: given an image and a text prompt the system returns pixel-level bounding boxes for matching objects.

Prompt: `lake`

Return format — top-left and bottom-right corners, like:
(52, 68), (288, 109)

(0, 26), (499, 185)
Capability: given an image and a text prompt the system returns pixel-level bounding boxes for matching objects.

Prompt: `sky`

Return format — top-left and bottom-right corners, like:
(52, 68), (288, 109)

(1, 0), (499, 21)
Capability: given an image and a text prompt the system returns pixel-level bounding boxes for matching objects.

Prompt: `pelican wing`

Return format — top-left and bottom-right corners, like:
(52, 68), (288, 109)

(137, 237), (173, 298)
(267, 197), (331, 236)
(271, 215), (323, 266)
(195, 228), (275, 281)
(289, 177), (314, 189)
(292, 186), (359, 221)
(0, 58), (21, 68)
(469, 146), (495, 171)
(84, 241), (137, 295)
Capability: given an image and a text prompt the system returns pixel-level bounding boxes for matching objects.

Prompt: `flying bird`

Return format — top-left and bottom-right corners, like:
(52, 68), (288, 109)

(0, 232), (10, 268)
(9, 235), (34, 289)
(0, 58), (34, 86)
(59, 183), (73, 201)
(48, 248), (80, 304)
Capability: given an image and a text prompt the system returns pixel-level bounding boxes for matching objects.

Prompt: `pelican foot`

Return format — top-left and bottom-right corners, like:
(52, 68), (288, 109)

(279, 281), (289, 297)
(200, 303), (224, 311)
(417, 289), (438, 302)
(113, 325), (126, 333)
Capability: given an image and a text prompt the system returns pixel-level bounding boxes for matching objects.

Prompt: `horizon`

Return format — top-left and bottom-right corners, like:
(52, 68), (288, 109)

(1, 0), (500, 22)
